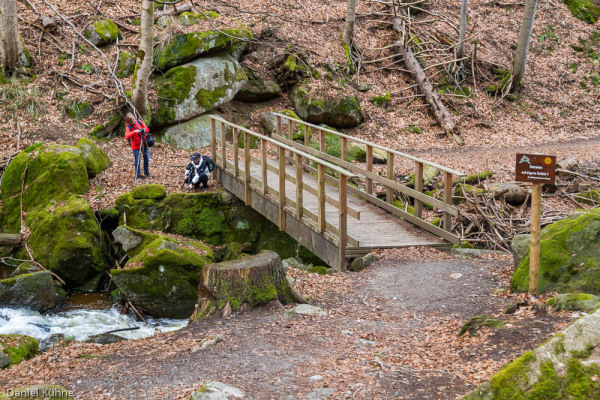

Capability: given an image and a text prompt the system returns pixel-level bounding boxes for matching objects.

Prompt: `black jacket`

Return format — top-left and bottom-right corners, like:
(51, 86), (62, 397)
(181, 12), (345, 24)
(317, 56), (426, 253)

(185, 160), (209, 179)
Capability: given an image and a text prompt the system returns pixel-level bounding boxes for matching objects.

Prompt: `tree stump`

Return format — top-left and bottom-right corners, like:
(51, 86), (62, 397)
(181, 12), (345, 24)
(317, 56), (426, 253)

(190, 250), (297, 321)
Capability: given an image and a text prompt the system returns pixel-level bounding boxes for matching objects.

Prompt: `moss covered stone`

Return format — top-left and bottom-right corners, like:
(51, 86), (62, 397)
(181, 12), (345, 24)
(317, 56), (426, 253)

(116, 52), (136, 78)
(463, 308), (600, 399)
(563, 0), (600, 24)
(575, 189), (600, 205)
(512, 210), (600, 294)
(161, 112), (232, 149)
(152, 52), (247, 126)
(84, 19), (121, 47)
(234, 67), (281, 102)
(154, 27), (253, 70)
(306, 266), (328, 275)
(290, 80), (364, 128)
(91, 113), (123, 139)
(63, 100), (93, 120)
(131, 184), (167, 200)
(0, 271), (59, 312)
(0, 334), (38, 368)
(76, 137), (111, 177)
(177, 11), (220, 26)
(547, 293), (600, 312)
(370, 91), (391, 108)
(111, 226), (214, 318)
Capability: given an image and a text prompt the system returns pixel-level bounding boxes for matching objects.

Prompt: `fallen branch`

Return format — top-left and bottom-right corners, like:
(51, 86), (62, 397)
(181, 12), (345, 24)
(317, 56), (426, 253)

(97, 326), (141, 336)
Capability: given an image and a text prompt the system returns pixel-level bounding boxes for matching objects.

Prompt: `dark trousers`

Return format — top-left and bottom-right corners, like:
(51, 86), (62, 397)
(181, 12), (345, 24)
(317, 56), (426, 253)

(185, 173), (209, 188)
(133, 146), (149, 177)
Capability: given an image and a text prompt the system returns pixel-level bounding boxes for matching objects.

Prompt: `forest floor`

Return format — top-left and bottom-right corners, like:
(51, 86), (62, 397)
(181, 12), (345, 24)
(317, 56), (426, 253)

(0, 248), (576, 399)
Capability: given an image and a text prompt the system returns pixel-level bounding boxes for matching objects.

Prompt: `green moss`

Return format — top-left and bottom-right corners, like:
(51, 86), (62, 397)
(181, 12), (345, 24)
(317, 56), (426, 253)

(370, 91), (391, 108)
(153, 64), (197, 125)
(407, 125), (423, 134)
(456, 170), (493, 186)
(284, 54), (319, 78)
(0, 334), (39, 366)
(131, 184), (167, 200)
(575, 189), (600, 205)
(195, 85), (227, 111)
(84, 19), (121, 45)
(76, 137), (111, 177)
(63, 100), (93, 120)
(563, 0), (600, 24)
(547, 293), (600, 311)
(116, 52), (136, 78)
(458, 315), (506, 337)
(237, 133), (259, 149)
(306, 266), (328, 275)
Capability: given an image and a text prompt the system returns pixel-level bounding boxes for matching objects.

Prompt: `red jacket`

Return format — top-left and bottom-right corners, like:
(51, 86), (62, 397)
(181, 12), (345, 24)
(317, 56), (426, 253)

(125, 119), (150, 150)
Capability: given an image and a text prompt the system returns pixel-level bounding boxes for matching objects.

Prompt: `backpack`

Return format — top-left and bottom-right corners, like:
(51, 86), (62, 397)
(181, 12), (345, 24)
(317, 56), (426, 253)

(144, 132), (155, 147)
(202, 155), (214, 172)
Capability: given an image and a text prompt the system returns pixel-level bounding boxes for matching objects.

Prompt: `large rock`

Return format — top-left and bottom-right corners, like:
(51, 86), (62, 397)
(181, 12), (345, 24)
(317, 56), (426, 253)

(76, 137), (111, 177)
(234, 67), (280, 102)
(116, 52), (136, 78)
(511, 210), (600, 294)
(510, 234), (531, 268)
(563, 0), (600, 24)
(488, 182), (529, 206)
(160, 113), (232, 149)
(0, 271), (58, 312)
(190, 381), (245, 400)
(153, 52), (248, 126)
(154, 27), (253, 71)
(84, 19), (121, 47)
(111, 227), (214, 318)
(290, 80), (364, 128)
(0, 334), (38, 369)
(0, 143), (109, 287)
(463, 308), (600, 399)
(547, 293), (600, 312)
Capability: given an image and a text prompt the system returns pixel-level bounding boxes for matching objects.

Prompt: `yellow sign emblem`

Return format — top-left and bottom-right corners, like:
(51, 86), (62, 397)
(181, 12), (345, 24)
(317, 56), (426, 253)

(544, 157), (552, 165)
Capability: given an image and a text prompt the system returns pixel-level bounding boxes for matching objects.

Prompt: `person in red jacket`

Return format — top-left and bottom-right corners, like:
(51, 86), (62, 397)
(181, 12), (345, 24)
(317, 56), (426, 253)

(124, 112), (151, 180)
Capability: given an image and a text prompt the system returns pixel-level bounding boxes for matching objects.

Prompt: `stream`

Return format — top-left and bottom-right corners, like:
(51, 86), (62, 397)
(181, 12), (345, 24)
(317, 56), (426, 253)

(0, 265), (188, 348)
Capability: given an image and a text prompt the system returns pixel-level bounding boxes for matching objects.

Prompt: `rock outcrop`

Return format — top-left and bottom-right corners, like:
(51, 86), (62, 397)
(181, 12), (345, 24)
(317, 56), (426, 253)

(84, 19), (121, 47)
(0, 271), (59, 312)
(0, 334), (38, 369)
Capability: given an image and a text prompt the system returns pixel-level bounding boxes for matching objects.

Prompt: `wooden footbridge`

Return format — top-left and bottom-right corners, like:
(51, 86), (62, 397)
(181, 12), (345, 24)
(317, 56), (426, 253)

(209, 114), (464, 271)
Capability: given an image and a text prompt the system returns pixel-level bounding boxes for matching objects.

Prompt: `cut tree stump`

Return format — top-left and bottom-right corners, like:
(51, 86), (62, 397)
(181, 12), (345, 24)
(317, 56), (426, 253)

(190, 250), (300, 321)
(0, 234), (22, 247)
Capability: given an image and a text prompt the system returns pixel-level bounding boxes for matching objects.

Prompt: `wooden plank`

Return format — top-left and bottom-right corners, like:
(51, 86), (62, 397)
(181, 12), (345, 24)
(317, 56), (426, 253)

(295, 153), (303, 219)
(261, 139), (268, 194)
(386, 152), (395, 204)
(346, 184), (460, 245)
(211, 118), (216, 162)
(0, 233), (22, 246)
(414, 161), (424, 219)
(273, 134), (459, 216)
(366, 145), (373, 195)
(233, 128), (239, 177)
(220, 121), (226, 171)
(443, 171), (453, 232)
(317, 164), (326, 233)
(279, 146), (286, 231)
(244, 132), (251, 205)
(338, 175), (348, 271)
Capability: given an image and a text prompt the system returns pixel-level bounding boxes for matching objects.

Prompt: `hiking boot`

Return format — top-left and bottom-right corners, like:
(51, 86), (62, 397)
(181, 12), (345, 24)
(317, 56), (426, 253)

(135, 176), (142, 181)
(145, 174), (153, 179)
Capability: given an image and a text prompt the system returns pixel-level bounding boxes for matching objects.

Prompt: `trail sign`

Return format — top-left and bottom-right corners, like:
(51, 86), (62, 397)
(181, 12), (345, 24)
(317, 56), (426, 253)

(515, 154), (556, 185)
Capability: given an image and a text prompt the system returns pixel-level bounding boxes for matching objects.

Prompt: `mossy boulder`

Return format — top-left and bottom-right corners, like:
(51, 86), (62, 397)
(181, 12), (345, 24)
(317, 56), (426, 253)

(510, 234), (531, 268)
(575, 189), (600, 205)
(116, 52), (136, 78)
(0, 271), (59, 312)
(0, 334), (38, 369)
(488, 182), (529, 206)
(84, 19), (121, 47)
(111, 226), (214, 318)
(131, 184), (167, 200)
(511, 211), (600, 294)
(370, 91), (391, 108)
(290, 80), (364, 128)
(154, 27), (253, 70)
(0, 385), (73, 399)
(177, 11), (220, 26)
(160, 113), (231, 149)
(463, 308), (600, 399)
(563, 0), (600, 24)
(63, 100), (93, 120)
(234, 67), (281, 102)
(91, 113), (123, 138)
(152, 51), (247, 126)
(547, 293), (600, 312)
(76, 137), (111, 177)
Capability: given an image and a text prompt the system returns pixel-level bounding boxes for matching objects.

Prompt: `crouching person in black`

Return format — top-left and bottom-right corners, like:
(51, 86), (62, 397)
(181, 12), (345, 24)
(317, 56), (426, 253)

(184, 152), (211, 191)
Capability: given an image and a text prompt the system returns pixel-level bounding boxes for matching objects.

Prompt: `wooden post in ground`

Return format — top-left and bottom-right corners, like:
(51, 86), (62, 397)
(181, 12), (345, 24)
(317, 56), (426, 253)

(210, 119), (216, 162)
(319, 129), (325, 153)
(443, 171), (453, 231)
(220, 122), (226, 171)
(318, 164), (326, 233)
(386, 152), (395, 204)
(278, 146), (286, 231)
(338, 175), (348, 271)
(261, 139), (268, 194)
(414, 161), (424, 218)
(244, 132), (251, 205)
(295, 153), (303, 219)
(366, 145), (373, 195)
(529, 183), (542, 295)
(233, 128), (239, 178)
(341, 137), (347, 162)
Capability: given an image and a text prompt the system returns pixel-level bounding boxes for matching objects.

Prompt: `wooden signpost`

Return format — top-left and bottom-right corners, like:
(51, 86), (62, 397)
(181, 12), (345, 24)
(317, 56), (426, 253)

(515, 154), (556, 295)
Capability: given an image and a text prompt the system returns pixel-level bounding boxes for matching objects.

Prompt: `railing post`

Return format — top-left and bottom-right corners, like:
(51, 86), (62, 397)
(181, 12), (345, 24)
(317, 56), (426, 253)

(261, 138), (268, 194)
(319, 129), (325, 153)
(295, 153), (303, 220)
(443, 171), (453, 232)
(211, 118), (216, 164)
(304, 124), (309, 146)
(318, 164), (326, 233)
(233, 128), (239, 178)
(366, 145), (373, 195)
(244, 132), (251, 206)
(414, 161), (424, 218)
(220, 122), (226, 172)
(338, 174), (348, 272)
(386, 152), (394, 204)
(341, 136), (347, 161)
(276, 115), (282, 137)
(288, 119), (294, 158)
(279, 146), (286, 231)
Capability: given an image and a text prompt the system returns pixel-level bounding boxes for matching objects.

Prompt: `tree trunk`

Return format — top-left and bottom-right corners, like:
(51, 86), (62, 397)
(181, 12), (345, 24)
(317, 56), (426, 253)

(132, 0), (154, 115)
(0, 0), (22, 72)
(0, 233), (22, 247)
(342, 0), (357, 45)
(510, 0), (538, 94)
(456, 0), (468, 61)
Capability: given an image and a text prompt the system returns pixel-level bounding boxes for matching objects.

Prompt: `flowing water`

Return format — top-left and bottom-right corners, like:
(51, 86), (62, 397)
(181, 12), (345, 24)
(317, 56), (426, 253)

(0, 292), (188, 349)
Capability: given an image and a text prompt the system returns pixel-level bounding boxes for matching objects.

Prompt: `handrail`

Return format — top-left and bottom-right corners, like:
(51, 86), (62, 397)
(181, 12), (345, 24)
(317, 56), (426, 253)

(273, 112), (466, 177)
(209, 115), (357, 178)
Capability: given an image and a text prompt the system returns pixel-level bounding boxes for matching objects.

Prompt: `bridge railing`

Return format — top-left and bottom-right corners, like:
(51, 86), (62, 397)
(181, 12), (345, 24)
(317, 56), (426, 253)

(272, 112), (464, 245)
(209, 115), (359, 263)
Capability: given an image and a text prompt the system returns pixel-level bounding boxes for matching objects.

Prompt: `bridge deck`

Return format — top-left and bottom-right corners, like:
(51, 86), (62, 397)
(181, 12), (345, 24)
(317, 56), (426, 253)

(237, 158), (444, 250)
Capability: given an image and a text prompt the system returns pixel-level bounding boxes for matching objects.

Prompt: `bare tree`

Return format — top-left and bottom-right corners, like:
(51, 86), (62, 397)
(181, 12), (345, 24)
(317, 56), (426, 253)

(456, 0), (468, 61)
(342, 0), (357, 45)
(510, 0), (538, 93)
(132, 0), (155, 115)
(0, 0), (24, 72)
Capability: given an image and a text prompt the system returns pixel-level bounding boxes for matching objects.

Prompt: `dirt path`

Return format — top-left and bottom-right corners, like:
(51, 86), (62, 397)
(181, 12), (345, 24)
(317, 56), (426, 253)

(0, 252), (574, 399)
